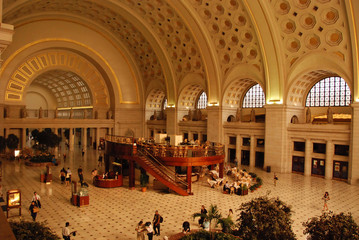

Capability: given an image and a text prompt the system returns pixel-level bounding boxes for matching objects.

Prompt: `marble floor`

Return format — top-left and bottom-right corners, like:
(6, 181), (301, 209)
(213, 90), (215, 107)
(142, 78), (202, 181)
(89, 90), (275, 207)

(1, 145), (359, 240)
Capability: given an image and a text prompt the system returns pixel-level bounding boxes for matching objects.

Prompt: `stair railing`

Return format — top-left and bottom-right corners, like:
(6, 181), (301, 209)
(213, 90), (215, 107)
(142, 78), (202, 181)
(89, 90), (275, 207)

(137, 147), (188, 189)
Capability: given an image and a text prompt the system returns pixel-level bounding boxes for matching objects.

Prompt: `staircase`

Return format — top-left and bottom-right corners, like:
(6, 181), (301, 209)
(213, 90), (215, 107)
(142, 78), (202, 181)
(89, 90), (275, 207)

(134, 148), (189, 196)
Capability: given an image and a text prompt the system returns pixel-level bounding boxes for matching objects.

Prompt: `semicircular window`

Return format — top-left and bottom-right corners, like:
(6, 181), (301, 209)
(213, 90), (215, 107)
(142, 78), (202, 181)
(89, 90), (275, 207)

(197, 92), (207, 109)
(242, 84), (265, 108)
(305, 77), (351, 107)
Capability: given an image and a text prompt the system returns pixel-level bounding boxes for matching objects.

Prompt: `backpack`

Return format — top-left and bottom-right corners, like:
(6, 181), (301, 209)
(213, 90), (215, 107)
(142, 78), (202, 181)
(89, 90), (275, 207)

(160, 216), (163, 223)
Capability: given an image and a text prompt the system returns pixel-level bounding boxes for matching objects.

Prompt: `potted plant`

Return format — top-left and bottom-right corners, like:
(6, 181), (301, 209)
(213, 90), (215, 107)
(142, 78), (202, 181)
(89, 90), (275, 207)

(303, 212), (359, 239)
(256, 177), (263, 187)
(249, 185), (256, 192)
(241, 184), (248, 195)
(140, 173), (149, 192)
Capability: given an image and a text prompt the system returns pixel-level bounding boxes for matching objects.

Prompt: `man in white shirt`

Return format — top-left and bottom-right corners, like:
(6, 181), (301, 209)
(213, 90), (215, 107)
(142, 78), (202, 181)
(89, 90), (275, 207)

(145, 222), (154, 240)
(62, 222), (73, 240)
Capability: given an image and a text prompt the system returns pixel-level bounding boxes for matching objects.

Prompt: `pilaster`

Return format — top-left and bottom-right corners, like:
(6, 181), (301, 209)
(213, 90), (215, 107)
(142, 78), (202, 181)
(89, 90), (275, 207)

(206, 106), (222, 142)
(349, 102), (359, 185)
(165, 107), (178, 135)
(264, 104), (290, 173)
(304, 139), (312, 176)
(325, 140), (333, 179)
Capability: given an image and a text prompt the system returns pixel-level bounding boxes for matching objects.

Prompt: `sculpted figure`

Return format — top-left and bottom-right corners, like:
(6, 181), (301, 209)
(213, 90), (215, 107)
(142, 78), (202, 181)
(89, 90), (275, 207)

(306, 107), (311, 123)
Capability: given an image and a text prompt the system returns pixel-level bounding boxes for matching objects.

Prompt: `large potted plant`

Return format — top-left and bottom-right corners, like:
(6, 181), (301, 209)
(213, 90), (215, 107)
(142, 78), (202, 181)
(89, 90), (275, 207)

(140, 173), (149, 192)
(235, 196), (296, 240)
(303, 211), (359, 239)
(241, 184), (248, 195)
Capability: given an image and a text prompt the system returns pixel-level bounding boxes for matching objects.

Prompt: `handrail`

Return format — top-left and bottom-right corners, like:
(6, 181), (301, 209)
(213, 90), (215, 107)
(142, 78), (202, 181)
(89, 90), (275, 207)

(105, 134), (225, 157)
(137, 147), (188, 188)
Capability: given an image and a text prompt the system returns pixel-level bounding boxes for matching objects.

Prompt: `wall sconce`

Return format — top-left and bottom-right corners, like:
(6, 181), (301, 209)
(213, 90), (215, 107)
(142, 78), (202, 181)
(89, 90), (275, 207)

(208, 102), (219, 106)
(167, 104), (175, 108)
(267, 99), (282, 104)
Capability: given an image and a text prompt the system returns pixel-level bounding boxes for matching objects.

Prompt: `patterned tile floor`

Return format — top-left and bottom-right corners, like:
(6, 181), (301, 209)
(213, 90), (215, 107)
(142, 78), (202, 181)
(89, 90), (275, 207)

(1, 145), (359, 240)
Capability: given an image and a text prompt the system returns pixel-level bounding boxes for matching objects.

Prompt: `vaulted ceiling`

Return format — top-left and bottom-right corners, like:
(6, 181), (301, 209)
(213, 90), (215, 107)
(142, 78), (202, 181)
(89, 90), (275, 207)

(1, 0), (355, 107)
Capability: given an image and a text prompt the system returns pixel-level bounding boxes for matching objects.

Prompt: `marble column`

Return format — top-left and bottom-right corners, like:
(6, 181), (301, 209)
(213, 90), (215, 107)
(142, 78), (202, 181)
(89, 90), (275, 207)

(82, 128), (87, 149)
(236, 135), (241, 168)
(21, 128), (26, 149)
(249, 135), (256, 167)
(69, 128), (75, 151)
(96, 128), (100, 150)
(325, 140), (333, 180)
(304, 139), (312, 176)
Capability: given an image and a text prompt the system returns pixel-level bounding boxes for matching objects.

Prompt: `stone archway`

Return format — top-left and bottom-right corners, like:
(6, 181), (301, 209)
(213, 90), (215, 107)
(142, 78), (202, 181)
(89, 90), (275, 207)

(5, 50), (110, 109)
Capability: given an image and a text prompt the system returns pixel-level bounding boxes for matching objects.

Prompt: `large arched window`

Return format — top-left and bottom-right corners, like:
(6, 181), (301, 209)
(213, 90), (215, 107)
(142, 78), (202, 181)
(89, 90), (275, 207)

(162, 98), (167, 110)
(305, 77), (351, 107)
(197, 92), (207, 109)
(242, 84), (265, 108)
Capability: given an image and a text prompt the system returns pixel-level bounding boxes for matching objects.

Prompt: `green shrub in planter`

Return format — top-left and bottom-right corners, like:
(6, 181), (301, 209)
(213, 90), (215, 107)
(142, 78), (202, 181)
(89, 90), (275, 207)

(256, 177), (263, 186)
(248, 172), (257, 178)
(180, 230), (239, 240)
(303, 212), (359, 240)
(235, 196), (296, 240)
(10, 220), (60, 240)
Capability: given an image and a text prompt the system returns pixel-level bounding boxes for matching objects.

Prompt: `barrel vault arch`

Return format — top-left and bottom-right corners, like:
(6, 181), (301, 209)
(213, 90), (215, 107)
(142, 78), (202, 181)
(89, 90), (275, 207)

(4, 49), (111, 109)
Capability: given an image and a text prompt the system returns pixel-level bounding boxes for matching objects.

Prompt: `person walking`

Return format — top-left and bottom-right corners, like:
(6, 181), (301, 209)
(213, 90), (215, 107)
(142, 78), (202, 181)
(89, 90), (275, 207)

(322, 191), (330, 211)
(29, 201), (38, 221)
(153, 210), (161, 236)
(78, 166), (84, 186)
(65, 168), (72, 186)
(60, 167), (66, 184)
(98, 154), (103, 167)
(135, 220), (145, 240)
(32, 191), (41, 208)
(274, 173), (278, 186)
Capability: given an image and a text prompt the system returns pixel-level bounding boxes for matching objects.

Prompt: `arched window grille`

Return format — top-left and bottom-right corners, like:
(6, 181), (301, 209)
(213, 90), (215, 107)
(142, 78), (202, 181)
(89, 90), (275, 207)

(163, 98), (167, 110)
(197, 92), (207, 109)
(242, 84), (265, 108)
(305, 77), (351, 107)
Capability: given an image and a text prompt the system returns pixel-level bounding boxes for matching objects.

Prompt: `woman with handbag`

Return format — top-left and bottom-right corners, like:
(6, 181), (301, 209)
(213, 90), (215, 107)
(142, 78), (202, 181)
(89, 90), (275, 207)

(29, 201), (39, 221)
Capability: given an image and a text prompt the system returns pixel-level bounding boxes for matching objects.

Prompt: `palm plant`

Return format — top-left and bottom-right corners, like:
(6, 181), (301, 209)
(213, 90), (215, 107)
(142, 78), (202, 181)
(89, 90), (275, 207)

(192, 204), (222, 232)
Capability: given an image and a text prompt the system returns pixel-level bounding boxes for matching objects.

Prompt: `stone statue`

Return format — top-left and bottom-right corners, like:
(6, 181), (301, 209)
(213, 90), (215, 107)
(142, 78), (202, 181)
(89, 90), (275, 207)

(39, 107), (43, 118)
(250, 108), (256, 122)
(188, 109), (192, 121)
(327, 106), (333, 124)
(306, 107), (311, 123)
(70, 108), (73, 119)
(235, 107), (241, 122)
(22, 107), (27, 118)
(153, 110), (157, 120)
(107, 110), (113, 119)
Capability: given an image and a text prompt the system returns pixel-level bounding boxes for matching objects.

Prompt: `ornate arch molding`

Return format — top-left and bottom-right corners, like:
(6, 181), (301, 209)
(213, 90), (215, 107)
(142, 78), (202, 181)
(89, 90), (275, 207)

(177, 73), (206, 110)
(286, 53), (352, 106)
(145, 88), (166, 111)
(4, 50), (110, 108)
(222, 64), (264, 108)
